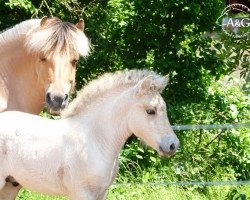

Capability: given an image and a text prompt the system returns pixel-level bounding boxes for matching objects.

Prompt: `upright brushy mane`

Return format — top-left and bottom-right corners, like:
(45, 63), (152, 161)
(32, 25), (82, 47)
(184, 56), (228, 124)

(0, 18), (90, 57)
(62, 69), (167, 118)
(25, 17), (90, 57)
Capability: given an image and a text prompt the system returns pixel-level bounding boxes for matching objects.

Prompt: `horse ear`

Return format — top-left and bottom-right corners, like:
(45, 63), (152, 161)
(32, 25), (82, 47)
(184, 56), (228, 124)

(76, 19), (85, 31)
(40, 16), (48, 26)
(134, 75), (154, 96)
(155, 75), (169, 93)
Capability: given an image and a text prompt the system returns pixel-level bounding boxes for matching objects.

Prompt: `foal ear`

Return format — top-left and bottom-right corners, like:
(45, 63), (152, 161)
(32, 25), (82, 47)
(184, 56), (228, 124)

(134, 75), (154, 96)
(76, 19), (85, 31)
(154, 75), (169, 93)
(40, 16), (48, 26)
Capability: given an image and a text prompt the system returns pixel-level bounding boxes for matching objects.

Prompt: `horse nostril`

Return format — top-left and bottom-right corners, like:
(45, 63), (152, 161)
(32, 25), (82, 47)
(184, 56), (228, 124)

(170, 143), (175, 152)
(53, 96), (64, 105)
(65, 94), (69, 101)
(46, 92), (51, 102)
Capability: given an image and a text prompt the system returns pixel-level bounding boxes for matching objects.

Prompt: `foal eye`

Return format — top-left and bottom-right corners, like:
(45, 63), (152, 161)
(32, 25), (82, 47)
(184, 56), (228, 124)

(71, 59), (79, 66)
(146, 109), (156, 115)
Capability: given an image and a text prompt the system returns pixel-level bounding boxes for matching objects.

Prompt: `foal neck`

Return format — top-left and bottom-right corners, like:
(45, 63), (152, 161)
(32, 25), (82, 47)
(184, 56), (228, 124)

(85, 89), (133, 159)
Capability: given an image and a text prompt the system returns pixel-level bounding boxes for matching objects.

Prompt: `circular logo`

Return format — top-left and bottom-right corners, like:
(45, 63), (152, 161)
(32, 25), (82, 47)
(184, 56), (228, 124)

(216, 4), (250, 38)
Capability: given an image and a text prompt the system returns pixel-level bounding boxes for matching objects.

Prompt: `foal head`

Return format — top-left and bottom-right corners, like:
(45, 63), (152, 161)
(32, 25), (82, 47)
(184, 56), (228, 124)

(128, 75), (180, 156)
(26, 17), (90, 114)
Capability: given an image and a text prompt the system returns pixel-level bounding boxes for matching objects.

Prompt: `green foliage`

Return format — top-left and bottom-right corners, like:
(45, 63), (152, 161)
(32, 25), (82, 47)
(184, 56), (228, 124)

(18, 189), (67, 199)
(216, 33), (250, 80)
(80, 0), (227, 102)
(17, 185), (250, 200)
(214, 8), (250, 79)
(0, 0), (30, 30)
(5, 0), (37, 14)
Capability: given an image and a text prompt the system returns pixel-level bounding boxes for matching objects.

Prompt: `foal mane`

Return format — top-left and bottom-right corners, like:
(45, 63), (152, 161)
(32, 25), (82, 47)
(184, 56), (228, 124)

(25, 17), (90, 57)
(62, 69), (165, 118)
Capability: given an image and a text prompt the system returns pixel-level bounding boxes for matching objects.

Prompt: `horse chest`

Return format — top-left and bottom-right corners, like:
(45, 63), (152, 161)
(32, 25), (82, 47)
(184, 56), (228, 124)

(72, 153), (117, 189)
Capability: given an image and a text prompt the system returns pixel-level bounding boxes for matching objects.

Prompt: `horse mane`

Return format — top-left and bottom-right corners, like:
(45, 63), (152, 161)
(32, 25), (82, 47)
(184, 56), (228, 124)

(0, 19), (39, 47)
(62, 69), (166, 118)
(25, 17), (90, 57)
(0, 17), (90, 57)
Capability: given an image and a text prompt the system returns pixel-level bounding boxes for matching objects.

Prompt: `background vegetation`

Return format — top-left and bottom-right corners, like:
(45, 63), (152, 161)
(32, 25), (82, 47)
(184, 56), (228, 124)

(1, 0), (249, 199)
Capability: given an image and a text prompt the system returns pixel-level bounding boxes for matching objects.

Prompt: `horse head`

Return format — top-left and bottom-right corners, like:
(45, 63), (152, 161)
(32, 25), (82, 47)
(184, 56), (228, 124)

(26, 16), (90, 114)
(127, 75), (180, 156)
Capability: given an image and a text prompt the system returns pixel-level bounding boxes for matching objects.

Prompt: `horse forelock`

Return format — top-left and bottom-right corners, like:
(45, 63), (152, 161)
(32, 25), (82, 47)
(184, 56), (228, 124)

(25, 17), (90, 57)
(62, 69), (166, 118)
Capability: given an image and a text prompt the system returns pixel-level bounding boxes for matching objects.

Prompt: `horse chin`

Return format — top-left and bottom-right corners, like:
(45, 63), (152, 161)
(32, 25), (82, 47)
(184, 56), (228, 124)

(46, 102), (68, 116)
(157, 148), (176, 157)
(48, 108), (62, 116)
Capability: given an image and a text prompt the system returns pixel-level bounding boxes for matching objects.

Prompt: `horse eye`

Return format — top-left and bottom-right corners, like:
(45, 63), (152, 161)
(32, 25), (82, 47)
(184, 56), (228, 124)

(40, 57), (46, 62)
(146, 109), (156, 115)
(71, 59), (78, 66)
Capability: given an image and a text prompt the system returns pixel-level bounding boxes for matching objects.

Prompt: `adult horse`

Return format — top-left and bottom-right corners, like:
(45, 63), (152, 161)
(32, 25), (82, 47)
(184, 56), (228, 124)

(0, 16), (90, 115)
(0, 16), (90, 200)
(0, 69), (180, 200)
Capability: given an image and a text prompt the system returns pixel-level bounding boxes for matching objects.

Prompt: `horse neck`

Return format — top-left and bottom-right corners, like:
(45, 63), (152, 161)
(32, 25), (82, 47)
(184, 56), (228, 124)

(0, 19), (38, 54)
(80, 89), (134, 161)
(0, 37), (44, 114)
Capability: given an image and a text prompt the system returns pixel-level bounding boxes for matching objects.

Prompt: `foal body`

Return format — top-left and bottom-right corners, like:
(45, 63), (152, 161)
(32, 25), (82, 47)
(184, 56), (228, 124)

(0, 70), (180, 200)
(0, 107), (126, 199)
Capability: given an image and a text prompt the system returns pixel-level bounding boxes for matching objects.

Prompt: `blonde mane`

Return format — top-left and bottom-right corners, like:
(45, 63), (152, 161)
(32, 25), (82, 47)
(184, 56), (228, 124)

(25, 17), (90, 57)
(0, 17), (90, 57)
(62, 69), (166, 118)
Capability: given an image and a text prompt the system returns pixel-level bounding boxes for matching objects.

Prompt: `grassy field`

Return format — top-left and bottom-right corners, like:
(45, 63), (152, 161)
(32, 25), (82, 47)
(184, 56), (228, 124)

(17, 185), (250, 200)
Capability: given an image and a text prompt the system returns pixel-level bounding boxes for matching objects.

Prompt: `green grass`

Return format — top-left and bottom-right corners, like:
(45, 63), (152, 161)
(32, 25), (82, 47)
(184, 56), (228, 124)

(17, 185), (250, 200)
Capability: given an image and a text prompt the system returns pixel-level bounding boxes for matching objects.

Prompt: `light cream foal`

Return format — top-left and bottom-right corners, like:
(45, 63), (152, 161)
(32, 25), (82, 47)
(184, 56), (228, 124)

(0, 69), (179, 200)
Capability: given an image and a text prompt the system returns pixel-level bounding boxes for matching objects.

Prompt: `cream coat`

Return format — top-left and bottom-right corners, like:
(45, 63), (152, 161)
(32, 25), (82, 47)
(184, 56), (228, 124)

(0, 70), (180, 200)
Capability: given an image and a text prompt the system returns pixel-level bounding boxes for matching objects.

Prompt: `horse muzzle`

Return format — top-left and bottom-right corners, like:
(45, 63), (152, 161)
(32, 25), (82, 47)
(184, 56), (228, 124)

(45, 92), (69, 115)
(158, 135), (180, 156)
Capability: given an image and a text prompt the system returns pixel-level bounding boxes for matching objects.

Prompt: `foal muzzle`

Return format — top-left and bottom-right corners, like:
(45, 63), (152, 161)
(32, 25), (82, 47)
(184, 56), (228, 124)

(158, 135), (180, 156)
